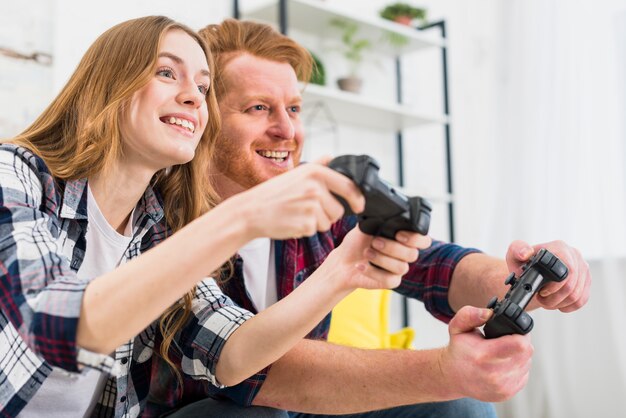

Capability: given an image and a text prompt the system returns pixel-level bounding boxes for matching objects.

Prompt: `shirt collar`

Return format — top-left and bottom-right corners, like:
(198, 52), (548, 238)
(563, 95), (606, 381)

(59, 178), (88, 220)
(59, 177), (164, 224)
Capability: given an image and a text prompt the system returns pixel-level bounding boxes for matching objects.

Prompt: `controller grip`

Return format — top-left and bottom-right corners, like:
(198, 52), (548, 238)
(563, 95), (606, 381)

(411, 196), (432, 235)
(483, 300), (534, 339)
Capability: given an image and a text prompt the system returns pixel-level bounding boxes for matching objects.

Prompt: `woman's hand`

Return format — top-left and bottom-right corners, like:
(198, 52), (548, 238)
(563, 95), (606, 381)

(314, 228), (432, 293)
(229, 163), (365, 241)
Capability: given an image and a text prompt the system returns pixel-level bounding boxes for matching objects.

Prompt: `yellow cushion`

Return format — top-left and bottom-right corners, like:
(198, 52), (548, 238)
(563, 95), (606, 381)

(328, 289), (414, 350)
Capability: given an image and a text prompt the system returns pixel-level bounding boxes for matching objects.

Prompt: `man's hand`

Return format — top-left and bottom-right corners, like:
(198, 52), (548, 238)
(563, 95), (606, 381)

(440, 306), (533, 402)
(505, 240), (591, 313)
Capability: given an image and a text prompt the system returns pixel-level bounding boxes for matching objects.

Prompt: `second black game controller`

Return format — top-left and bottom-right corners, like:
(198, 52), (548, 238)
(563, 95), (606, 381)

(328, 154), (432, 240)
(483, 248), (569, 339)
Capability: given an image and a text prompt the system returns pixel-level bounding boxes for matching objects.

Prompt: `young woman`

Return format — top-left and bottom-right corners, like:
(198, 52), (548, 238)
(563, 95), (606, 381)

(0, 16), (417, 418)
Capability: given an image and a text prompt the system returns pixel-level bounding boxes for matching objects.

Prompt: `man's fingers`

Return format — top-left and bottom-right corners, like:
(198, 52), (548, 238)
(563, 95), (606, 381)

(505, 240), (534, 273)
(506, 240), (534, 263)
(449, 306), (493, 336)
(557, 273), (591, 313)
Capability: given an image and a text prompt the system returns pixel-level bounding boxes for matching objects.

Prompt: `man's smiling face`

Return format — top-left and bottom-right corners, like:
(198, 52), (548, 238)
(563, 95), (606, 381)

(212, 53), (304, 197)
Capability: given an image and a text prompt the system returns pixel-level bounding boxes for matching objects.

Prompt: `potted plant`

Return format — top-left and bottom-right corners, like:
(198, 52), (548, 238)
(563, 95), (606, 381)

(379, 2), (427, 26)
(309, 50), (326, 86)
(329, 18), (371, 93)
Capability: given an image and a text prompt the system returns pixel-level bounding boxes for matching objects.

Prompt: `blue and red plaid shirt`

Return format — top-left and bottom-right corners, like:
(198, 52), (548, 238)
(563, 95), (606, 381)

(143, 190), (481, 415)
(0, 144), (253, 418)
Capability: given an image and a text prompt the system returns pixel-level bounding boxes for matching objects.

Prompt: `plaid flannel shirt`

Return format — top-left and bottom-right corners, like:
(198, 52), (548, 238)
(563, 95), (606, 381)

(0, 144), (253, 418)
(143, 198), (481, 414)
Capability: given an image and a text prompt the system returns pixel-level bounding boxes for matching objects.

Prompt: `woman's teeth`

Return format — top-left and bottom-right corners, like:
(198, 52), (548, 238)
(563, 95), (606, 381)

(166, 116), (195, 133)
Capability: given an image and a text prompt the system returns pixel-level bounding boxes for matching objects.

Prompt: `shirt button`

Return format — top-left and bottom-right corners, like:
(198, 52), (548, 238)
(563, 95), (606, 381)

(121, 358), (128, 365)
(120, 396), (127, 403)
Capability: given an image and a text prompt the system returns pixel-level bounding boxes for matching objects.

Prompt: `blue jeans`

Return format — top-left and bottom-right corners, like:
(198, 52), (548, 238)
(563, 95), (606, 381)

(165, 397), (496, 418)
(289, 398), (497, 418)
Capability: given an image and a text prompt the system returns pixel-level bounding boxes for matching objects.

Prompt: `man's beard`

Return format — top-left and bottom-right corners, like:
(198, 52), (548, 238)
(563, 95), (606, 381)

(213, 135), (269, 192)
(212, 134), (301, 195)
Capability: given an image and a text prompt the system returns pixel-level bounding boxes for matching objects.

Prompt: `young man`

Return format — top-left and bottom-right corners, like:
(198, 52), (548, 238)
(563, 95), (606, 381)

(162, 19), (591, 418)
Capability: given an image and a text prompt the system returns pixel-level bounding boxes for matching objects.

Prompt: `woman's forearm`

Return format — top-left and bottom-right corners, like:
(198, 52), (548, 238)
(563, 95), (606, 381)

(214, 251), (352, 386)
(77, 200), (254, 354)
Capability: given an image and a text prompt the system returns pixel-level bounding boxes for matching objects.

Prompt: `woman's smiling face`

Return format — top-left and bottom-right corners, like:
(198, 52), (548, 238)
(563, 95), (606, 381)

(120, 28), (211, 173)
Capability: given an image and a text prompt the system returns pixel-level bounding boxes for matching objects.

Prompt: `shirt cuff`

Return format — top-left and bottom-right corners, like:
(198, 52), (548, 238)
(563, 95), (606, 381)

(76, 347), (119, 375)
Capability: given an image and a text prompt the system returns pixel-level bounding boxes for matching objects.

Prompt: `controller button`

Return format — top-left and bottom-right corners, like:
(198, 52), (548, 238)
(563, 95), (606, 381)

(515, 312), (533, 331)
(550, 260), (568, 280)
(487, 296), (498, 309)
(504, 303), (521, 319)
(540, 250), (554, 267)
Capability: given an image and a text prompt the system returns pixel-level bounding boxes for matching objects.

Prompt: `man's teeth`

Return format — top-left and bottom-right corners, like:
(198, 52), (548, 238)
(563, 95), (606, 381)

(258, 150), (288, 159)
(167, 116), (195, 133)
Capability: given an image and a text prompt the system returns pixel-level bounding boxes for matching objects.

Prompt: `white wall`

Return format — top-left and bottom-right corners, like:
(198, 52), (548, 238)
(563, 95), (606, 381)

(52, 0), (230, 92)
(0, 0), (54, 137)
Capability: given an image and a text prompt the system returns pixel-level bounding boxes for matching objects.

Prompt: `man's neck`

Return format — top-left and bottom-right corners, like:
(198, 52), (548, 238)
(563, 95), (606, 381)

(213, 172), (246, 200)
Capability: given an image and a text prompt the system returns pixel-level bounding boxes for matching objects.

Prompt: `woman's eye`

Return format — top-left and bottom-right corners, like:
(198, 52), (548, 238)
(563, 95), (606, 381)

(157, 67), (175, 79)
(198, 84), (209, 95)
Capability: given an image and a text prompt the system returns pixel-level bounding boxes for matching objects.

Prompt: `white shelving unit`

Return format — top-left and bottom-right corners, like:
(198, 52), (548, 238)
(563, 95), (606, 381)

(301, 83), (447, 131)
(246, 0), (445, 55)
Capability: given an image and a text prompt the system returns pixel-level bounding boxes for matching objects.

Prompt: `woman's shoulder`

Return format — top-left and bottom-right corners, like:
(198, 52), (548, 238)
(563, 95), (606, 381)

(0, 143), (61, 208)
(0, 142), (51, 176)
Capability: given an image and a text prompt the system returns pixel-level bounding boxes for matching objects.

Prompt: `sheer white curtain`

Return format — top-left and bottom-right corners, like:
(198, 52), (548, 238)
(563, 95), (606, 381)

(449, 0), (626, 416)
(487, 0), (626, 257)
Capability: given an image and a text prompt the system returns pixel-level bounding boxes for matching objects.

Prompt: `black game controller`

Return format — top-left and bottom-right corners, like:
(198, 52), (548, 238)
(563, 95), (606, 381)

(483, 248), (569, 339)
(328, 154), (432, 240)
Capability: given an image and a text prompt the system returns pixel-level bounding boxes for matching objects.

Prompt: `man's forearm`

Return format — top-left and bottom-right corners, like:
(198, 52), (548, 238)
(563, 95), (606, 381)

(448, 253), (509, 312)
(252, 339), (456, 414)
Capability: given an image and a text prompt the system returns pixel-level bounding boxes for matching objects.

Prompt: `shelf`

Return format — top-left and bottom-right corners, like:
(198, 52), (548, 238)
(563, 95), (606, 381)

(302, 83), (447, 131)
(245, 0), (445, 56)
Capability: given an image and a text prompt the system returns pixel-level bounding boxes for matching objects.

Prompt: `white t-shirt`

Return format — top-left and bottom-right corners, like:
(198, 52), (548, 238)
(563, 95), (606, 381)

(238, 238), (277, 312)
(19, 186), (134, 418)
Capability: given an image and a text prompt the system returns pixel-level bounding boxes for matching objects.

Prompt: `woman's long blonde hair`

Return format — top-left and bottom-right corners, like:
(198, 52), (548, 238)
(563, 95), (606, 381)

(8, 15), (221, 382)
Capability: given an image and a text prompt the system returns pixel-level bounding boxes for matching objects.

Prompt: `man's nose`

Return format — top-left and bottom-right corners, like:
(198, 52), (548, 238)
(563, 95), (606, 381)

(268, 109), (295, 139)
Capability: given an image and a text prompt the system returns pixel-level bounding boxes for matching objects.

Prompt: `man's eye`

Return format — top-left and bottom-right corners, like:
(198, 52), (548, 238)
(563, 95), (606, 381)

(250, 105), (267, 111)
(289, 106), (301, 113)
